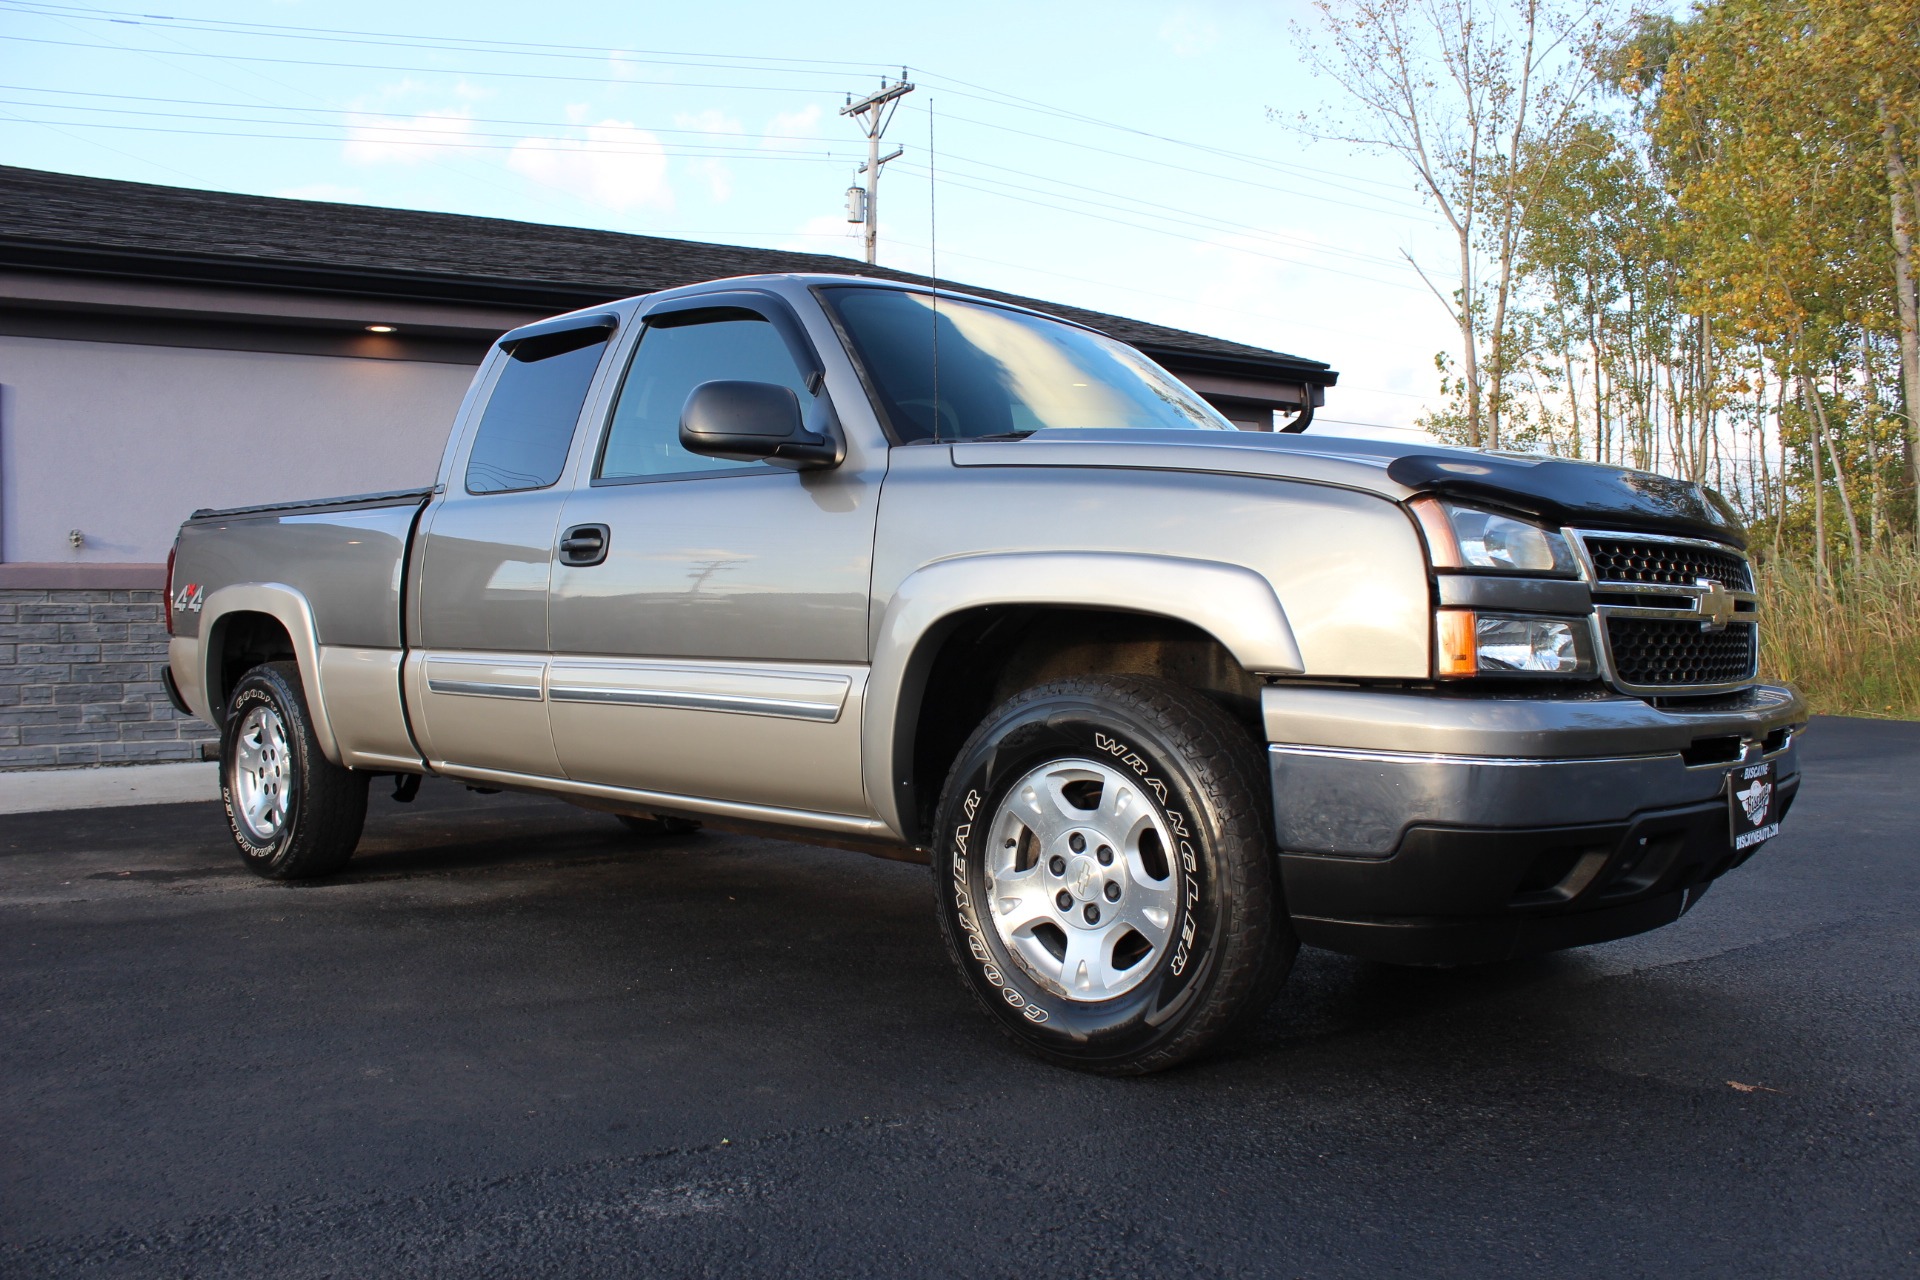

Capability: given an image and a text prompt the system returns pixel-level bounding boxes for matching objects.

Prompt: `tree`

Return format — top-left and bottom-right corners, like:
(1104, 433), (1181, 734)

(1289, 0), (1612, 447)
(1653, 0), (1919, 550)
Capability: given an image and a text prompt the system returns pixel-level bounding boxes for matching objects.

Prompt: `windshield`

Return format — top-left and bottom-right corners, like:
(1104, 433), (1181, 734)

(822, 287), (1233, 442)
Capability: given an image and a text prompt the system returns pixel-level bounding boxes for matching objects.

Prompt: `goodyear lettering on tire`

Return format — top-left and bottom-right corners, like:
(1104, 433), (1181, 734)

(950, 786), (1049, 1024)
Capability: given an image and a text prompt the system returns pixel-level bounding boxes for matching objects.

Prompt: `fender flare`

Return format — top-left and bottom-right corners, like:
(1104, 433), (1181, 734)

(199, 583), (342, 764)
(862, 551), (1303, 839)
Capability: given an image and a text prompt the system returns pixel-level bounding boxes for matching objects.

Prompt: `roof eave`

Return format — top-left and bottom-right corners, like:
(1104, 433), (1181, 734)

(0, 237), (629, 312)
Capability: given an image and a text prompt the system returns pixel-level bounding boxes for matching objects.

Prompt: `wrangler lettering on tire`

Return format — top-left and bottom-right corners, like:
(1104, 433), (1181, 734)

(931, 675), (1296, 1075)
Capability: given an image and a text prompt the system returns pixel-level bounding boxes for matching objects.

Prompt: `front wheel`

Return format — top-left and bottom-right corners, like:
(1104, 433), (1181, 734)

(931, 675), (1294, 1075)
(221, 661), (368, 880)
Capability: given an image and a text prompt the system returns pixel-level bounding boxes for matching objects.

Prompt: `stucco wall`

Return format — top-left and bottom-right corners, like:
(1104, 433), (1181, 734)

(0, 335), (476, 563)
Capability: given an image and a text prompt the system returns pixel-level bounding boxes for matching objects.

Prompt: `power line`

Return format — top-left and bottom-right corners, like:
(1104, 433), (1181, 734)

(0, 86), (1421, 276)
(879, 233), (1432, 350)
(0, 0), (1421, 206)
(0, 5), (1441, 228)
(0, 2), (1452, 306)
(907, 68), (1432, 200)
(928, 150), (1418, 273)
(905, 104), (1436, 225)
(11, 3), (625, 224)
(0, 33), (866, 96)
(0, 113), (855, 162)
(0, 0), (892, 74)
(0, 97), (851, 158)
(2, 0), (1424, 210)
(896, 162), (1425, 293)
(0, 86), (840, 145)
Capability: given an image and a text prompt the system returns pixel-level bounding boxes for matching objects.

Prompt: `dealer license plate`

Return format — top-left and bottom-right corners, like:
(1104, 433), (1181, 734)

(1729, 758), (1781, 852)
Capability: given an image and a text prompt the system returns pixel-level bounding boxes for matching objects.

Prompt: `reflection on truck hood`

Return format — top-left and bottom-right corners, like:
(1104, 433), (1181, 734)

(953, 428), (1744, 546)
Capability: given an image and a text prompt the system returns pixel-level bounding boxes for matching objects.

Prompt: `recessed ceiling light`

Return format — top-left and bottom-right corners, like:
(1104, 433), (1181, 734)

(366, 324), (396, 334)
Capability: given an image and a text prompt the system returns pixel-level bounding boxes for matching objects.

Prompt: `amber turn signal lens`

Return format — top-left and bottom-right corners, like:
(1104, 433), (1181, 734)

(1410, 496), (1462, 569)
(1436, 608), (1477, 677)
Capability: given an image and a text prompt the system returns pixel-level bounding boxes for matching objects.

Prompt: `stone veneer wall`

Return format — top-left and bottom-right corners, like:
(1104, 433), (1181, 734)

(0, 587), (216, 769)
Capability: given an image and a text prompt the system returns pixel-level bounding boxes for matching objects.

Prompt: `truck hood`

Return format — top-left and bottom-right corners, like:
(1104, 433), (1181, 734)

(948, 428), (1745, 546)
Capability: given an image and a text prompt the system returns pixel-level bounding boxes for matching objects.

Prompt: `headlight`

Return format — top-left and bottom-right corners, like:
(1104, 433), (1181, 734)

(1411, 498), (1578, 576)
(1436, 610), (1593, 678)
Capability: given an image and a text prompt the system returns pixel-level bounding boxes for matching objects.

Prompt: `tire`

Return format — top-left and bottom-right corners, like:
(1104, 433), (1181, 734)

(930, 675), (1295, 1075)
(614, 813), (702, 837)
(221, 661), (368, 880)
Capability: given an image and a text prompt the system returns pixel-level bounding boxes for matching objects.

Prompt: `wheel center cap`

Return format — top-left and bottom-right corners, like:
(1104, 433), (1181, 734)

(1064, 853), (1102, 903)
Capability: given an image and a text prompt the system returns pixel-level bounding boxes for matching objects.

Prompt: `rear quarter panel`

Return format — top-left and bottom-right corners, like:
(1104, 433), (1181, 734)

(168, 497), (427, 766)
(172, 502), (419, 649)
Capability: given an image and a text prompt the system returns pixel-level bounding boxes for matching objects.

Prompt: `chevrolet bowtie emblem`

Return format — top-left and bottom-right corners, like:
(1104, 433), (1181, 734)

(1694, 578), (1736, 632)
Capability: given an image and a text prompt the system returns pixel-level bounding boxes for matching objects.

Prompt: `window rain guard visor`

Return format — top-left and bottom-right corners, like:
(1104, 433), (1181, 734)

(821, 286), (1232, 442)
(465, 322), (612, 494)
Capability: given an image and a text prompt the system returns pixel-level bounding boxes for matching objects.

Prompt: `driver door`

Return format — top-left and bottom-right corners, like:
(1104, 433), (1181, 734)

(545, 297), (882, 816)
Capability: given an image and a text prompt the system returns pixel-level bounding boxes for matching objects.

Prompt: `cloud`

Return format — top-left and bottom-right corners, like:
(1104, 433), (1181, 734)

(670, 111), (742, 201)
(1158, 7), (1220, 57)
(674, 108), (742, 136)
(342, 107), (476, 165)
(764, 103), (824, 152)
(508, 120), (673, 212)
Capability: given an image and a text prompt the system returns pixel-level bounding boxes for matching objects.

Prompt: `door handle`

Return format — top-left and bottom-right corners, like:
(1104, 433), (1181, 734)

(558, 523), (610, 567)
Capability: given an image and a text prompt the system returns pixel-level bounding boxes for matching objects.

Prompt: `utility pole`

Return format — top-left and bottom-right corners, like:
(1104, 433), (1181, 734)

(841, 73), (913, 265)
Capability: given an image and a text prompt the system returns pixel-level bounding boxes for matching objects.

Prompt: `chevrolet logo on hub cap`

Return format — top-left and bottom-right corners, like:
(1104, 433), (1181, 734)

(1693, 578), (1736, 632)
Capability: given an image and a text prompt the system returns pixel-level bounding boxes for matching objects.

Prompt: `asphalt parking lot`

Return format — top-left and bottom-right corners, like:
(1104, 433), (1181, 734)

(2, 716), (1915, 1278)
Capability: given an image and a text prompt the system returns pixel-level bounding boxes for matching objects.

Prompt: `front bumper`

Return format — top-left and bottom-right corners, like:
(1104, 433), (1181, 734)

(1264, 683), (1806, 965)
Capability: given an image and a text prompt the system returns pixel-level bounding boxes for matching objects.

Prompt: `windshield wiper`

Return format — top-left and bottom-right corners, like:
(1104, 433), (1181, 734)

(956, 431), (1037, 442)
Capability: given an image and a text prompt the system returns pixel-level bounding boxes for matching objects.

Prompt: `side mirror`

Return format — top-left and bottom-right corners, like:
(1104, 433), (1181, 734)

(679, 380), (840, 469)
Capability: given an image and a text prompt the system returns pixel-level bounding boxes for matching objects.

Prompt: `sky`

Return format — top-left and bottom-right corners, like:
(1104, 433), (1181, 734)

(0, 0), (1465, 439)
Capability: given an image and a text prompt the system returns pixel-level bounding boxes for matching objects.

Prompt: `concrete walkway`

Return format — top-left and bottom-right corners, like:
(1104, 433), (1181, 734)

(0, 761), (218, 815)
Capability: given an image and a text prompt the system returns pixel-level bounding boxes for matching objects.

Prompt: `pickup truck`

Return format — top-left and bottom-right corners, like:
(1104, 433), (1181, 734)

(166, 273), (1804, 1074)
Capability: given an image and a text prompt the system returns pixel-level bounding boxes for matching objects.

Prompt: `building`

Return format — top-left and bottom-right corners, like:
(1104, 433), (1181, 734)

(0, 164), (1338, 768)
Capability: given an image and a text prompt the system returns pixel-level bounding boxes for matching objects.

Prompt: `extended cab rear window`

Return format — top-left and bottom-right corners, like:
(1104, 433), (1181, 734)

(465, 327), (610, 494)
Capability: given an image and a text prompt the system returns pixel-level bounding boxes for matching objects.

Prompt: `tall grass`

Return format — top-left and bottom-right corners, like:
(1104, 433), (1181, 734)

(1756, 549), (1920, 720)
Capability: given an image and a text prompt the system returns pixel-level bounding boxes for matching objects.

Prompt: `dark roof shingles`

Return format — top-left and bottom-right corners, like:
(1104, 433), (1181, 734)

(0, 164), (1328, 374)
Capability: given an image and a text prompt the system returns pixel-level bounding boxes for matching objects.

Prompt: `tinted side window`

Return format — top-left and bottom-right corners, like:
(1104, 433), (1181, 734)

(598, 314), (811, 480)
(465, 328), (610, 494)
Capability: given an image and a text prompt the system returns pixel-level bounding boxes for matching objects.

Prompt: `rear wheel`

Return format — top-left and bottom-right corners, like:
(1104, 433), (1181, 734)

(221, 661), (368, 880)
(931, 675), (1293, 1075)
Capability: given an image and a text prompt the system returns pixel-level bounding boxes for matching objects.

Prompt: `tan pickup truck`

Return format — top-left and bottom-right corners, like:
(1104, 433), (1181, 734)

(165, 274), (1805, 1073)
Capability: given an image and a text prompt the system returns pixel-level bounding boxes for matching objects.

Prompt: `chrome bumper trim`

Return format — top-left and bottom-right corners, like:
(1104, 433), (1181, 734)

(1261, 682), (1806, 759)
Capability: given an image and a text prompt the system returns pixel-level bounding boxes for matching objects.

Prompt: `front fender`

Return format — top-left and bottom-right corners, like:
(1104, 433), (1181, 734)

(862, 551), (1303, 839)
(197, 583), (342, 764)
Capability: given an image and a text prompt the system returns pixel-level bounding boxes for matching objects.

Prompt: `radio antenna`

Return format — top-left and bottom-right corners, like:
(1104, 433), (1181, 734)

(929, 95), (941, 444)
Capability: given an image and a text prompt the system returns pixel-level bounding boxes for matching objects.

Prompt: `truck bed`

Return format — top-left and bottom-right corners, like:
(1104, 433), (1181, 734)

(175, 487), (432, 652)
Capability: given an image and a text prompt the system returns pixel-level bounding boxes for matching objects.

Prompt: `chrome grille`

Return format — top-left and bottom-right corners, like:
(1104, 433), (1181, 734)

(1573, 530), (1760, 694)
(1583, 536), (1754, 591)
